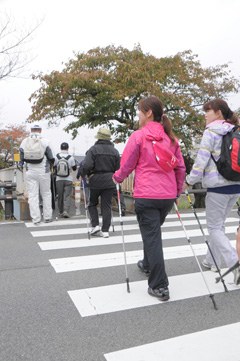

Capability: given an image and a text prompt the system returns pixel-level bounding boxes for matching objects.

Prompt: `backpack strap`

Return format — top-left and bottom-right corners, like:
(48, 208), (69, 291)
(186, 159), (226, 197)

(57, 153), (71, 160)
(211, 154), (217, 165)
(210, 126), (237, 165)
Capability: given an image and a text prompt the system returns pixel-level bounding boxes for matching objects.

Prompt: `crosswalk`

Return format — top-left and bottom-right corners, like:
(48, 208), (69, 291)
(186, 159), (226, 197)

(25, 208), (240, 361)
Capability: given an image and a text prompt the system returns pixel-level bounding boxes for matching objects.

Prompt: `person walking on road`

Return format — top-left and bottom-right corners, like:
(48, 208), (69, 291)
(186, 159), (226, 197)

(54, 142), (77, 218)
(19, 124), (55, 224)
(182, 98), (240, 285)
(113, 96), (186, 301)
(79, 127), (120, 238)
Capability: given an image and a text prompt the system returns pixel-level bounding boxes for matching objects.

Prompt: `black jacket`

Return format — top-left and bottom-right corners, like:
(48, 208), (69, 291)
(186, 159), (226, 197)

(80, 140), (120, 189)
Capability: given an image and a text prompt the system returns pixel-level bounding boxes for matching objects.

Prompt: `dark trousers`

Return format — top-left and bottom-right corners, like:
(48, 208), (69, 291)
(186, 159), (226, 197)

(88, 188), (114, 232)
(135, 198), (174, 289)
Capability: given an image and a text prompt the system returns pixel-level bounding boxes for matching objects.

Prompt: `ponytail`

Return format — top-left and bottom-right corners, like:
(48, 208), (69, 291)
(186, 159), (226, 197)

(161, 114), (176, 145)
(226, 109), (239, 127)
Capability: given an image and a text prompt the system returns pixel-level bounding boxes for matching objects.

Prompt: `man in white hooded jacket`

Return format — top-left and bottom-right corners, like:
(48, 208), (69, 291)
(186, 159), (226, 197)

(19, 124), (55, 224)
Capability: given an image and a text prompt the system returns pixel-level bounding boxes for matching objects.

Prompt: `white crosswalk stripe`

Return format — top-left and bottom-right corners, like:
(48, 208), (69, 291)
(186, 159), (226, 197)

(24, 212), (207, 228)
(25, 209), (240, 360)
(49, 241), (237, 273)
(69, 269), (238, 317)
(104, 322), (240, 361)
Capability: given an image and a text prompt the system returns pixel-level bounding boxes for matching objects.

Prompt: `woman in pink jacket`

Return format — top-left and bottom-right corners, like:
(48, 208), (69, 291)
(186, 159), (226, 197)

(113, 96), (185, 301)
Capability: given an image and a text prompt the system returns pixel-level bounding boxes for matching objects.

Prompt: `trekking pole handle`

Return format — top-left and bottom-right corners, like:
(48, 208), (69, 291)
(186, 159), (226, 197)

(116, 183), (122, 216)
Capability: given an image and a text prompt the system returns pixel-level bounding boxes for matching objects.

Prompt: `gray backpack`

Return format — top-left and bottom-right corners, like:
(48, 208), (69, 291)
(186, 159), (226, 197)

(56, 154), (71, 177)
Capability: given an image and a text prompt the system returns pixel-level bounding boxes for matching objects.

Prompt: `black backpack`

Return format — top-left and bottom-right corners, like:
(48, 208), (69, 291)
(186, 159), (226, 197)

(211, 126), (240, 181)
(56, 154), (71, 177)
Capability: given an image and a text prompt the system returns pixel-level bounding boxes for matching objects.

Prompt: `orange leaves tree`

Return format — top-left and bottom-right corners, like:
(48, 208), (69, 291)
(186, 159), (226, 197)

(28, 45), (240, 150)
(0, 124), (29, 168)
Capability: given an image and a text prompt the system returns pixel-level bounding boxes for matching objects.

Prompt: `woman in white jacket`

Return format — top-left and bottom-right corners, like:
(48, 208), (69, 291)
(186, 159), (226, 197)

(183, 98), (240, 285)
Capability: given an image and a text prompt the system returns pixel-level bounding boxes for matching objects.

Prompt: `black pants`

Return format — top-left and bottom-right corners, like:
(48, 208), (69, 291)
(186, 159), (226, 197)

(88, 188), (114, 232)
(135, 198), (174, 289)
(112, 186), (126, 211)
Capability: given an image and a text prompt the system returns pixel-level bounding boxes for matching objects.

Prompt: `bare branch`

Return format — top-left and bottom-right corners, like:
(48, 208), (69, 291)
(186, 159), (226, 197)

(0, 11), (43, 80)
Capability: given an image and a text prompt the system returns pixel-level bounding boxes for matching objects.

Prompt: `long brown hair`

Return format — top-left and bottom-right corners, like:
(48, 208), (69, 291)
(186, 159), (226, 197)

(138, 96), (176, 144)
(203, 98), (239, 126)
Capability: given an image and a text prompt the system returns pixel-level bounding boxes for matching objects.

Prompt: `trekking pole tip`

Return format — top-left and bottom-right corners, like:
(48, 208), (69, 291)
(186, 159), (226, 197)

(210, 294), (218, 310)
(126, 279), (130, 293)
(223, 282), (229, 293)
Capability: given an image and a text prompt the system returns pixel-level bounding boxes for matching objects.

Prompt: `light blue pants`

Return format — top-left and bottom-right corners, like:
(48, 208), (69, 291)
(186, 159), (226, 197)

(205, 192), (239, 268)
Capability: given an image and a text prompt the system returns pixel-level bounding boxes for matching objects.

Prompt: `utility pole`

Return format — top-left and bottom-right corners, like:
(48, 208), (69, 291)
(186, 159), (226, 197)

(10, 136), (14, 164)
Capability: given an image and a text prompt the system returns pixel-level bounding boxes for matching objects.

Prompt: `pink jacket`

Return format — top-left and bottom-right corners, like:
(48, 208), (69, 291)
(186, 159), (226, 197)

(113, 121), (186, 199)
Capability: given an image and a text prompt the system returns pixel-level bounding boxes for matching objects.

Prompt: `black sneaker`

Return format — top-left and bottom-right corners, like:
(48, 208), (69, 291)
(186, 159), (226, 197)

(148, 287), (170, 301)
(137, 260), (151, 276)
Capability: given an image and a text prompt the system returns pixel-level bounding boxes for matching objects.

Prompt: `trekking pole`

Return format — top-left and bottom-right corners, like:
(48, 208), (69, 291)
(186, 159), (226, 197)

(82, 179), (91, 240)
(174, 202), (218, 310)
(215, 261), (239, 283)
(116, 183), (130, 293)
(185, 189), (228, 292)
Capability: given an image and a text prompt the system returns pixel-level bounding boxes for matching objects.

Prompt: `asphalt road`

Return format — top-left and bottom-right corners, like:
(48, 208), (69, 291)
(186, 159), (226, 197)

(1, 203), (240, 361)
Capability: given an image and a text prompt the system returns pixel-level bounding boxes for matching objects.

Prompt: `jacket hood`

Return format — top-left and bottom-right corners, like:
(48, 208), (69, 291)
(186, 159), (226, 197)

(142, 121), (165, 141)
(206, 119), (234, 135)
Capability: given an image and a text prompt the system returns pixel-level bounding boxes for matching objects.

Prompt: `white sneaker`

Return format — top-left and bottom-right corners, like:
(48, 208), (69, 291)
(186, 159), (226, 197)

(100, 231), (109, 238)
(90, 225), (100, 235)
(202, 259), (219, 273)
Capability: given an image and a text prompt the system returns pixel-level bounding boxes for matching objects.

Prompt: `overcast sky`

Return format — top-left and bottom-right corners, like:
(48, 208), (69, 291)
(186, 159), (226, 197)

(1, 0), (240, 155)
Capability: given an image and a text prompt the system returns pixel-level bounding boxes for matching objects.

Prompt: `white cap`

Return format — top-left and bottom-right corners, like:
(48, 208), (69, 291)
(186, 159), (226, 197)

(31, 124), (42, 130)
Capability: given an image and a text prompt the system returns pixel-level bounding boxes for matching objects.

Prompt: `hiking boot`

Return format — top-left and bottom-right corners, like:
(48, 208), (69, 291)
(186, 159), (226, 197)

(202, 259), (219, 273)
(90, 225), (100, 235)
(148, 287), (170, 301)
(63, 211), (70, 218)
(99, 231), (109, 238)
(233, 264), (240, 285)
(137, 260), (151, 276)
